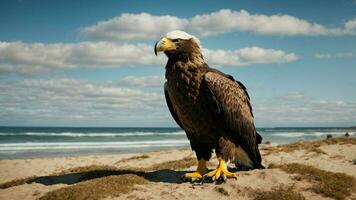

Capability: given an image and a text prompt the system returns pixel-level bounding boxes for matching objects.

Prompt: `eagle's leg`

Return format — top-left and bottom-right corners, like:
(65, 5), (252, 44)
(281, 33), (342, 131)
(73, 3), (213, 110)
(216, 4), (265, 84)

(204, 158), (237, 181)
(182, 159), (207, 182)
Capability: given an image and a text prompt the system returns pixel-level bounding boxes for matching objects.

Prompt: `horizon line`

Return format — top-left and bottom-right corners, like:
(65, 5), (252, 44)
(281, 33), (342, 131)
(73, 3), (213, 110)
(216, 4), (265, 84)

(0, 126), (355, 129)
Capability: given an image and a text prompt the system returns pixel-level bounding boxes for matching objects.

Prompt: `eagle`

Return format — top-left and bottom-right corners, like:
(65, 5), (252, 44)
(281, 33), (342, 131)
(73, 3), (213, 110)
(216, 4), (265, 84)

(154, 30), (264, 182)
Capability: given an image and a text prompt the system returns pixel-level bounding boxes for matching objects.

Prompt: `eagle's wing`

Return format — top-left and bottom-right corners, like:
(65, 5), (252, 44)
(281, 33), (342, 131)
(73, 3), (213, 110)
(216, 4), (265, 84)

(203, 70), (263, 167)
(164, 83), (184, 129)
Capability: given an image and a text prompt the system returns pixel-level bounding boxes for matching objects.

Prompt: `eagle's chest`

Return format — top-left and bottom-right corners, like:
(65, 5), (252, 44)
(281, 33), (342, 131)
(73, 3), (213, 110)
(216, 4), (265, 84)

(166, 67), (216, 136)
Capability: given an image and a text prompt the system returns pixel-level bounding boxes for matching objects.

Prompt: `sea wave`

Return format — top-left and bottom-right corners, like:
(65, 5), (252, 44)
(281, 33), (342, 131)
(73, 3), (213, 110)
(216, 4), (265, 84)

(269, 131), (354, 138)
(0, 140), (189, 151)
(0, 131), (186, 137)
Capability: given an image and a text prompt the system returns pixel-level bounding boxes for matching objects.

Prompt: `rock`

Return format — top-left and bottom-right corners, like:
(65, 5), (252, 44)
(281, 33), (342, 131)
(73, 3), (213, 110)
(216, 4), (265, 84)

(345, 132), (350, 137)
(326, 134), (333, 139)
(264, 141), (271, 145)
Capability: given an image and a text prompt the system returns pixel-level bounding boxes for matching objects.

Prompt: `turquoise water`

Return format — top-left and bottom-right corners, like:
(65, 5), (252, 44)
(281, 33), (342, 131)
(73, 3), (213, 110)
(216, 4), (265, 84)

(0, 127), (354, 159)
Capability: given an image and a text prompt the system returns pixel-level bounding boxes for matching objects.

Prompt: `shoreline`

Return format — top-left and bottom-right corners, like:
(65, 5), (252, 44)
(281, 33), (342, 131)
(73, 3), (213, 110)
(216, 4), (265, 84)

(0, 145), (190, 160)
(2, 134), (354, 160)
(1, 126), (354, 161)
(0, 136), (355, 200)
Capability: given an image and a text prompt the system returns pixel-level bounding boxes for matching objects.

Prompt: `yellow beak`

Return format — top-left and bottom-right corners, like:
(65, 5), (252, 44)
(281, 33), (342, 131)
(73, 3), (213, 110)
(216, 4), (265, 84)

(154, 37), (176, 56)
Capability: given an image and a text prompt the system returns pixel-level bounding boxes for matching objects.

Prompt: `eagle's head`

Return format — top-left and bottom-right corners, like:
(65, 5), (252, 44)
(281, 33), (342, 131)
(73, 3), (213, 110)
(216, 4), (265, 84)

(154, 30), (203, 64)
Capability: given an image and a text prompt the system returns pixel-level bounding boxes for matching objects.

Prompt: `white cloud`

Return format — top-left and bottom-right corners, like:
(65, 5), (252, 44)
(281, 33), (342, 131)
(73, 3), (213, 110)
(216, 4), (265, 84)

(117, 76), (165, 88)
(0, 77), (172, 126)
(315, 53), (332, 59)
(344, 18), (356, 31)
(190, 9), (329, 36)
(315, 52), (353, 59)
(254, 93), (356, 127)
(277, 91), (305, 101)
(81, 13), (188, 41)
(203, 47), (298, 66)
(0, 41), (165, 74)
(81, 9), (356, 41)
(2, 78), (356, 127)
(0, 41), (298, 75)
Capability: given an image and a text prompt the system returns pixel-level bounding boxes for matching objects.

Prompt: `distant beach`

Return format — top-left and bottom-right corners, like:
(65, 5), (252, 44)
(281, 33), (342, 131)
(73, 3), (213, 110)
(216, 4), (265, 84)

(0, 127), (354, 159)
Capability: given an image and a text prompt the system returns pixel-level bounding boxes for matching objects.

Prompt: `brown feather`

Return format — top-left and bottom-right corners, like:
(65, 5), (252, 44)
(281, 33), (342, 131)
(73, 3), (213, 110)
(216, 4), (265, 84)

(203, 72), (263, 168)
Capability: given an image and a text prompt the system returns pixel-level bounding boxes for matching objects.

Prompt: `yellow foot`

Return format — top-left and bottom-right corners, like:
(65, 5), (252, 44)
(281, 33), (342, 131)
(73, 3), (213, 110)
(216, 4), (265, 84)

(181, 159), (207, 182)
(182, 171), (204, 182)
(203, 159), (237, 182)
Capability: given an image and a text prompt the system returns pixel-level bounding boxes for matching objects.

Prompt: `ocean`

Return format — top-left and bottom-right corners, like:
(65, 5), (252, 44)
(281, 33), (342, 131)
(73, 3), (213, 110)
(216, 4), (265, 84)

(0, 127), (354, 159)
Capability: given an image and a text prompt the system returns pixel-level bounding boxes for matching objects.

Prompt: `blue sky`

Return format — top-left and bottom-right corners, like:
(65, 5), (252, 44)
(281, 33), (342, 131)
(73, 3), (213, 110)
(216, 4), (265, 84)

(0, 0), (355, 127)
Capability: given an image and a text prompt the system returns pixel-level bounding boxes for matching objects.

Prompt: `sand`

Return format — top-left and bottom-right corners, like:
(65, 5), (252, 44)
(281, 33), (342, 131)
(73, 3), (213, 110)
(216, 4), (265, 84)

(0, 137), (355, 200)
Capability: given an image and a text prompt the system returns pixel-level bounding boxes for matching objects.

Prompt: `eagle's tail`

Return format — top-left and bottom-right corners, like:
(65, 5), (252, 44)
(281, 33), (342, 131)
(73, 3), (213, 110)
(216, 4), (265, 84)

(254, 132), (265, 169)
(234, 132), (265, 170)
(253, 146), (265, 169)
(256, 132), (263, 144)
(254, 161), (265, 169)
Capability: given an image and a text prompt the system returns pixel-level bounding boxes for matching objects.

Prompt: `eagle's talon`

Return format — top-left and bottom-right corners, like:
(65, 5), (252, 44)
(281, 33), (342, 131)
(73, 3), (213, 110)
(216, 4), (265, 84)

(180, 175), (186, 181)
(212, 176), (216, 182)
(204, 159), (237, 182)
(221, 174), (227, 182)
(201, 174), (212, 183)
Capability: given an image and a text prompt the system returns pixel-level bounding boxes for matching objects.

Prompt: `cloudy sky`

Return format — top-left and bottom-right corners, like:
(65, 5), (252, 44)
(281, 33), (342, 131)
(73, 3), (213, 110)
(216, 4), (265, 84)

(0, 0), (355, 127)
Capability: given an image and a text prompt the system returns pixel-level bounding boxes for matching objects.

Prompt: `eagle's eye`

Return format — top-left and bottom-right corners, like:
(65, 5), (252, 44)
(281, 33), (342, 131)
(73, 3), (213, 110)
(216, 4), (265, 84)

(171, 39), (180, 43)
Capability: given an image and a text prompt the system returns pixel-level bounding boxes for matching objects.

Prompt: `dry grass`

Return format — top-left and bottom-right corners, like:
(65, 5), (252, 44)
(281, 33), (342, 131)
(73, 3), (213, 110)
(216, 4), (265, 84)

(148, 156), (196, 170)
(38, 166), (147, 200)
(116, 154), (150, 164)
(53, 165), (119, 175)
(37, 156), (197, 200)
(262, 136), (356, 155)
(215, 187), (229, 196)
(253, 186), (305, 200)
(322, 136), (356, 145)
(56, 156), (196, 174)
(38, 174), (146, 200)
(275, 163), (356, 200)
(0, 176), (37, 189)
(48, 164), (146, 185)
(0, 157), (198, 199)
(2, 138), (355, 200)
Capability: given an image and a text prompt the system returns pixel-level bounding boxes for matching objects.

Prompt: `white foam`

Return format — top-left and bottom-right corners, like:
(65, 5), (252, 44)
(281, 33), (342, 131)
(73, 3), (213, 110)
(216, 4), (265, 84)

(271, 132), (306, 137)
(269, 131), (354, 138)
(0, 140), (189, 151)
(0, 131), (185, 137)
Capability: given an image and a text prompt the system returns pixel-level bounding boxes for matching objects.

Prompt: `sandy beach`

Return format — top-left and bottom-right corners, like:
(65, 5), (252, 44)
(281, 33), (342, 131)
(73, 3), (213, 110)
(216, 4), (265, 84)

(0, 136), (355, 200)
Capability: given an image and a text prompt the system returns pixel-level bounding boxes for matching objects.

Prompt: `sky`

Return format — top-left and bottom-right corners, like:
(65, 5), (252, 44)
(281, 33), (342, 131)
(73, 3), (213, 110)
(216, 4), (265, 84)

(0, 0), (355, 127)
